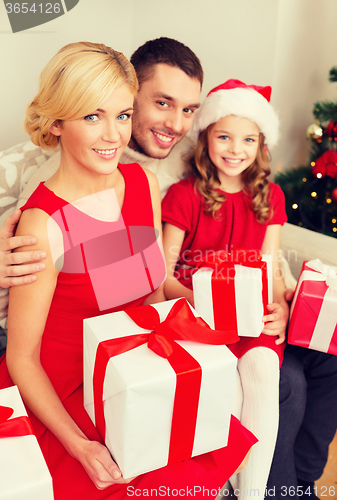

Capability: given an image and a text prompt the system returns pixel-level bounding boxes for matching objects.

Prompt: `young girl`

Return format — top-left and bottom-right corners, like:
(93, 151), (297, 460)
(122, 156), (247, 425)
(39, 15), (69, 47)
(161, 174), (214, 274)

(0, 49), (256, 499)
(162, 79), (289, 499)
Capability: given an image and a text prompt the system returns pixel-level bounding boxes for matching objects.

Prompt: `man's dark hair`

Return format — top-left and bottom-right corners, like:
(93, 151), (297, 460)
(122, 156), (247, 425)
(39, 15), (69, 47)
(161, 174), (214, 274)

(130, 37), (203, 87)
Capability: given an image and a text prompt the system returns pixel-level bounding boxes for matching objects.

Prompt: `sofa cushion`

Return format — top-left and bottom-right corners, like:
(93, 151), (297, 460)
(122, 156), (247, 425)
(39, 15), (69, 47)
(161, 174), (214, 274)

(0, 141), (57, 222)
(280, 222), (337, 279)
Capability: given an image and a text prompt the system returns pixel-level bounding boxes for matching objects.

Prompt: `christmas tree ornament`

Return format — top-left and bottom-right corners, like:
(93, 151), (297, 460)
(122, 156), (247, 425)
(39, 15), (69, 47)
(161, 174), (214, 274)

(325, 121), (337, 140)
(306, 123), (324, 141)
(332, 187), (337, 203)
(312, 149), (337, 178)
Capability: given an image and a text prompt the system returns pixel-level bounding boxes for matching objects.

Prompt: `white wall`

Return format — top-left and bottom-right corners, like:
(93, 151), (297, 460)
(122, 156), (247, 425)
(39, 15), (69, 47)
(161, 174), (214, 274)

(271, 0), (337, 174)
(1, 0), (336, 176)
(0, 0), (134, 150)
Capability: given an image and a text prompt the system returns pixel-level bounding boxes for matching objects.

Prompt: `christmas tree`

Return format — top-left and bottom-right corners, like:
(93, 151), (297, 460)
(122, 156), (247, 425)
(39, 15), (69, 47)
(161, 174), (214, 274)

(275, 66), (337, 238)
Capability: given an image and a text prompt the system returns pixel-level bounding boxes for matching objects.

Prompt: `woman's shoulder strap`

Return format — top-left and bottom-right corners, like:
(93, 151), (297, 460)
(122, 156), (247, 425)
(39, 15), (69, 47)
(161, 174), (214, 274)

(119, 163), (154, 226)
(20, 182), (68, 216)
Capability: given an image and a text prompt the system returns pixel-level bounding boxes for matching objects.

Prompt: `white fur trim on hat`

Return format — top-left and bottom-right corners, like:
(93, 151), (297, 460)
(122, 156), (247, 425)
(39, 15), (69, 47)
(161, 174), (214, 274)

(191, 87), (280, 149)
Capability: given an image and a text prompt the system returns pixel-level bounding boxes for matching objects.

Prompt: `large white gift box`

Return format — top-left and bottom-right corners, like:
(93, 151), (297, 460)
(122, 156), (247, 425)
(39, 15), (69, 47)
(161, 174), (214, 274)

(83, 298), (238, 479)
(193, 251), (273, 337)
(0, 386), (54, 500)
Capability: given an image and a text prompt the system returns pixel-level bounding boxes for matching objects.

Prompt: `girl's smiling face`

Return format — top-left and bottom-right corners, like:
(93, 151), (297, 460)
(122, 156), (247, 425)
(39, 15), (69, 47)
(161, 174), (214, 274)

(207, 115), (260, 191)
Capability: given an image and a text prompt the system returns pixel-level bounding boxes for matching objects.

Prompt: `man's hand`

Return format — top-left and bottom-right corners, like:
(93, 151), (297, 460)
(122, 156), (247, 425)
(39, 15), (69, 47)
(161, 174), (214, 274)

(0, 210), (46, 288)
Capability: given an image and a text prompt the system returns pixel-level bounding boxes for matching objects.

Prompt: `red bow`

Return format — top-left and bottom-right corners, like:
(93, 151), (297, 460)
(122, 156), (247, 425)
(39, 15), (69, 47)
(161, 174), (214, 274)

(0, 404), (34, 439)
(312, 149), (337, 179)
(93, 298), (238, 465)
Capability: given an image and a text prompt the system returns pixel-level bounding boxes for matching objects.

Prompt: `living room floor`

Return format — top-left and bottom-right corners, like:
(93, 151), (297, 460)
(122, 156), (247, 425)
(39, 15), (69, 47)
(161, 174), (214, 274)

(316, 432), (337, 499)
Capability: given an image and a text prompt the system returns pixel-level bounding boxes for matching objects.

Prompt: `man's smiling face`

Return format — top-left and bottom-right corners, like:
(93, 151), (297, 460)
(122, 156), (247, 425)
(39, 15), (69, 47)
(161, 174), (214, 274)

(129, 63), (201, 159)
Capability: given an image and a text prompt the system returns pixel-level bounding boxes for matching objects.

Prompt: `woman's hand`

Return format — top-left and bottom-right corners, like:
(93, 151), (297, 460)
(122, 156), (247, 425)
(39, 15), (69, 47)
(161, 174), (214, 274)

(76, 439), (135, 489)
(262, 301), (289, 345)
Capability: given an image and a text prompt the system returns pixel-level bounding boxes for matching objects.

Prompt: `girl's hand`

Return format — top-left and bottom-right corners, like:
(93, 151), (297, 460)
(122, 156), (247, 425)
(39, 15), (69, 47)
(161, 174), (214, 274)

(284, 288), (295, 303)
(262, 302), (289, 345)
(78, 439), (134, 489)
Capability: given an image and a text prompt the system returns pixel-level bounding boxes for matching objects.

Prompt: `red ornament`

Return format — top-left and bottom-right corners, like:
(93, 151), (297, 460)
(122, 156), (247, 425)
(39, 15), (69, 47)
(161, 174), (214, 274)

(325, 121), (337, 140)
(332, 187), (337, 203)
(312, 149), (337, 179)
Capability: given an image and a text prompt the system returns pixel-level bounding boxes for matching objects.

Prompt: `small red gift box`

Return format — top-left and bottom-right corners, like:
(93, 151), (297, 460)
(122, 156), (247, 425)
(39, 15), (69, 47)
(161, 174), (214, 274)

(288, 259), (337, 355)
(192, 249), (273, 337)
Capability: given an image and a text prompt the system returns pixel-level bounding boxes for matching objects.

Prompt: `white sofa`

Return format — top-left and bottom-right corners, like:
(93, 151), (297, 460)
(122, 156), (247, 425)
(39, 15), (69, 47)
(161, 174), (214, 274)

(280, 222), (337, 279)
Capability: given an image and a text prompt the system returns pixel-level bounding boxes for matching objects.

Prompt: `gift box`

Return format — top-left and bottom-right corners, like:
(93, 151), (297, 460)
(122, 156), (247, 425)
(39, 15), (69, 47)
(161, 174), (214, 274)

(288, 259), (337, 355)
(83, 298), (238, 479)
(0, 386), (54, 500)
(192, 249), (273, 337)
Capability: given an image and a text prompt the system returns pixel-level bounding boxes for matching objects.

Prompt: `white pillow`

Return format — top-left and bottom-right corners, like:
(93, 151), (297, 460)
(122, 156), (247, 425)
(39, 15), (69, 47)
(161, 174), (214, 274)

(0, 141), (57, 221)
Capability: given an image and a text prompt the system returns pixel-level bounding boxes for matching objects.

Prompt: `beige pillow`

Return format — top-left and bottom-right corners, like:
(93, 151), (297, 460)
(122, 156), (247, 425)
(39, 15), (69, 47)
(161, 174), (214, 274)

(0, 141), (57, 222)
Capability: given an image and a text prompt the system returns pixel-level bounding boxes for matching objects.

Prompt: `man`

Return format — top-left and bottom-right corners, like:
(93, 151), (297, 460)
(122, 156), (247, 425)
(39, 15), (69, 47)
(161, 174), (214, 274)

(0, 36), (336, 500)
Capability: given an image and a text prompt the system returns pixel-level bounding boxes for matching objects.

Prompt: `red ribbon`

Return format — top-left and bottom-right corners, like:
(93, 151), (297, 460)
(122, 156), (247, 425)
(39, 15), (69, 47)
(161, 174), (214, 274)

(193, 249), (269, 332)
(92, 298), (238, 465)
(0, 404), (34, 439)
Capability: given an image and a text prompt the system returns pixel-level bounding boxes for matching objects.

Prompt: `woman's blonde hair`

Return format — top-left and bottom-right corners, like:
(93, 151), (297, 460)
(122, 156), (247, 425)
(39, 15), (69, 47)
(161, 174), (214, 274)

(190, 123), (272, 223)
(25, 41), (138, 149)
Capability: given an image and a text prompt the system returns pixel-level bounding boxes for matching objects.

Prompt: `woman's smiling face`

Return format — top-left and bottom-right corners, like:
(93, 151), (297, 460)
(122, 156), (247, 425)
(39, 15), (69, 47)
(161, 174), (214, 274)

(50, 84), (134, 177)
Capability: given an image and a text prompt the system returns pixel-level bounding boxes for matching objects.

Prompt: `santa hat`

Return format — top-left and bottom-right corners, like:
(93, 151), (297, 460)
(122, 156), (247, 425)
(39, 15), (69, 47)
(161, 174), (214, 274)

(191, 79), (279, 149)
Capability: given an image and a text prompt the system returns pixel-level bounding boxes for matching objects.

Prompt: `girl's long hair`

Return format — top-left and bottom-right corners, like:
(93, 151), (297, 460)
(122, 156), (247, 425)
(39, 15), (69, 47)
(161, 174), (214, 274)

(189, 123), (272, 223)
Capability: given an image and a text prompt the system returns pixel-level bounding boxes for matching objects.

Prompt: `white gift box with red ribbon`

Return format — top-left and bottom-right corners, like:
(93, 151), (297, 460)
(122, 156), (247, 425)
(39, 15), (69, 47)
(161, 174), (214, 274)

(0, 386), (54, 500)
(288, 259), (337, 355)
(192, 253), (273, 337)
(83, 298), (238, 479)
